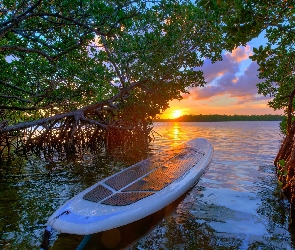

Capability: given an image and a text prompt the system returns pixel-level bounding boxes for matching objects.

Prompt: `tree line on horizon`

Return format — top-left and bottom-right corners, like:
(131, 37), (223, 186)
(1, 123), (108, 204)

(155, 114), (284, 122)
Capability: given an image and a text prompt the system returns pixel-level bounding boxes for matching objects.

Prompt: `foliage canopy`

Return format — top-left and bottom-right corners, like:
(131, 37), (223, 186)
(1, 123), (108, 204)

(0, 0), (225, 130)
(200, 0), (295, 129)
(2, 0), (294, 156)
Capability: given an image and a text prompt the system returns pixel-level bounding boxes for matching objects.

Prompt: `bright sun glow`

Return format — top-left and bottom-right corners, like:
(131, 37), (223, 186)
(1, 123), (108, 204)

(172, 110), (182, 119)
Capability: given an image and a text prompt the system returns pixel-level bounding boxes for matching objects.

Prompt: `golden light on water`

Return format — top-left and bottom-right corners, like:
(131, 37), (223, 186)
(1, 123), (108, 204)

(173, 122), (180, 145)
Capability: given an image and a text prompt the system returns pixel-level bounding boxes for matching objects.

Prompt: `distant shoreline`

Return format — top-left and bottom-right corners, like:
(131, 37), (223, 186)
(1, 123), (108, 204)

(154, 114), (284, 122)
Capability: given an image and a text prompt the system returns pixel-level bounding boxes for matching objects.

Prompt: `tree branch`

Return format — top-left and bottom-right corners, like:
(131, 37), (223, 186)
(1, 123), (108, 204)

(0, 94), (33, 103)
(100, 36), (126, 87)
(12, 29), (60, 52)
(37, 12), (108, 36)
(0, 105), (37, 111)
(52, 37), (87, 60)
(0, 0), (42, 39)
(80, 117), (107, 128)
(0, 80), (35, 95)
(1, 11), (108, 40)
(1, 0), (42, 27)
(0, 45), (54, 61)
(0, 78), (148, 133)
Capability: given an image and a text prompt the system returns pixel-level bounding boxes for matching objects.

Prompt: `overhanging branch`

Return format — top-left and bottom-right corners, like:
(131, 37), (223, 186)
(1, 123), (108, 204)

(0, 94), (33, 103)
(0, 105), (37, 111)
(0, 80), (35, 95)
(0, 78), (148, 133)
(0, 45), (54, 62)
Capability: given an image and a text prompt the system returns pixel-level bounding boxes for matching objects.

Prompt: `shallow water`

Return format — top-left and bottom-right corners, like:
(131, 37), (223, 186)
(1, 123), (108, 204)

(0, 121), (293, 249)
(134, 121), (291, 249)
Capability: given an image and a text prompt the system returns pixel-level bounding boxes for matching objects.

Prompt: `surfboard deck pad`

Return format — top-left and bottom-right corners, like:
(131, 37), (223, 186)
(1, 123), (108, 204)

(83, 147), (204, 206)
(47, 138), (213, 235)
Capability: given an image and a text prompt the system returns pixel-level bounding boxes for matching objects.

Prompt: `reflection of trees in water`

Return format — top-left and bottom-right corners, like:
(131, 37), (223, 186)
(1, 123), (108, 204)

(131, 165), (293, 250)
(132, 211), (288, 250)
(131, 217), (242, 250)
(0, 161), (60, 248)
(256, 165), (293, 249)
(1, 145), (292, 249)
(0, 140), (151, 249)
(257, 165), (289, 226)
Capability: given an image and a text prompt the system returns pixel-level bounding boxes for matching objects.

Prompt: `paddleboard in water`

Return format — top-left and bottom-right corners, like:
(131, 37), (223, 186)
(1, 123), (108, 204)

(46, 138), (213, 235)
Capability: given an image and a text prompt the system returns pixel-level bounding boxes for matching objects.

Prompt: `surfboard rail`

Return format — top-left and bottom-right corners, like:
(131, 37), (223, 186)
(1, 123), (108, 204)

(46, 138), (213, 235)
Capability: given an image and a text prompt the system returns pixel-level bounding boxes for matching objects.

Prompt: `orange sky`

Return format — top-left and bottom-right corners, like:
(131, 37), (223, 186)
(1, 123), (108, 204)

(161, 97), (284, 119)
(161, 42), (284, 119)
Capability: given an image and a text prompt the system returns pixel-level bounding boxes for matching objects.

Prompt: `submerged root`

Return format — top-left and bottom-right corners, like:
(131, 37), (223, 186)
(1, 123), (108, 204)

(0, 111), (153, 162)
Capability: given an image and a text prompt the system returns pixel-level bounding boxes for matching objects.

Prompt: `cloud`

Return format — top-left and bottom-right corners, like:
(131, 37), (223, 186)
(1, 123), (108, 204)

(191, 85), (224, 100)
(199, 52), (238, 84)
(235, 95), (269, 105)
(189, 46), (266, 104)
(230, 45), (252, 62)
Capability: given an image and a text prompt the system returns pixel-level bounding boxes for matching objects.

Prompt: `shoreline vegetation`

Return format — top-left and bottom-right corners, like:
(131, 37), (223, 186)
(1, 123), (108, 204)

(154, 114), (284, 122)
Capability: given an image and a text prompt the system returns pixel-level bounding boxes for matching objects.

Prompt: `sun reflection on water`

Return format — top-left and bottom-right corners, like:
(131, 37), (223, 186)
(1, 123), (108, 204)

(173, 122), (180, 142)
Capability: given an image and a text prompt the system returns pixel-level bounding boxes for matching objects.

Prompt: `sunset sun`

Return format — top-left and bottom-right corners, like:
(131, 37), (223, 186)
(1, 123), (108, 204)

(172, 109), (182, 119)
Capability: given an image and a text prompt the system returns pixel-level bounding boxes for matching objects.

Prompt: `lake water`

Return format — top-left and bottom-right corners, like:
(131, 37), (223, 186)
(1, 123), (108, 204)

(0, 121), (294, 249)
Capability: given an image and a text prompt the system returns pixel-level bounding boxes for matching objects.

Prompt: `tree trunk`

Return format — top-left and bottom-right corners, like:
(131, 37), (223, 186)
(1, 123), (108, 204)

(275, 88), (295, 227)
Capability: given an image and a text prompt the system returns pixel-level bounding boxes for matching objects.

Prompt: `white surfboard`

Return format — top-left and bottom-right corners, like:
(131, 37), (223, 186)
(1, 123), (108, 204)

(47, 138), (213, 235)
